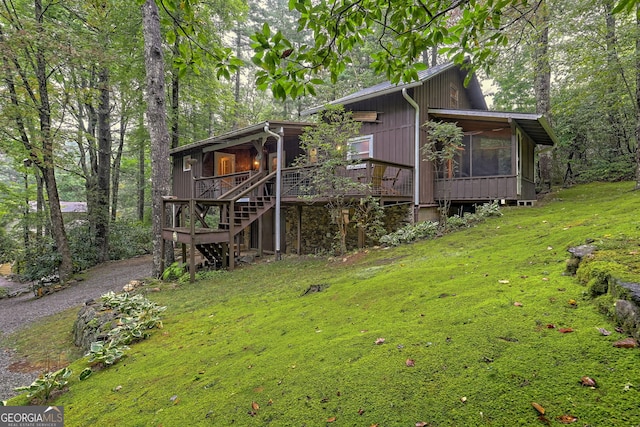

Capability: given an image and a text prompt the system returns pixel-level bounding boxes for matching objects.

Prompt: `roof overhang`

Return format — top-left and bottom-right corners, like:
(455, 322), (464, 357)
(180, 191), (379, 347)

(428, 109), (558, 146)
(169, 120), (316, 155)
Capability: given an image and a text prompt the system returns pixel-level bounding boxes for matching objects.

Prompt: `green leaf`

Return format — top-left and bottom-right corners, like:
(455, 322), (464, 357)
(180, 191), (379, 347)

(79, 368), (93, 381)
(166, 30), (176, 45)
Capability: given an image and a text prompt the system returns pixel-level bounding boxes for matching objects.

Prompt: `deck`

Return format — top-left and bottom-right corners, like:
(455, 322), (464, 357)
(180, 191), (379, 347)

(162, 160), (414, 280)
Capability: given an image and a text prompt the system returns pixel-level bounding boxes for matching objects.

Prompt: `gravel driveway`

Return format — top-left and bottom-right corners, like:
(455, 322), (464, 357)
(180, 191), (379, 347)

(0, 255), (153, 401)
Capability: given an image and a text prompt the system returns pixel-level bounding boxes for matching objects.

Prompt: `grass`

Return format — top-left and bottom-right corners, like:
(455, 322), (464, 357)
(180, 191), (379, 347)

(4, 181), (640, 426)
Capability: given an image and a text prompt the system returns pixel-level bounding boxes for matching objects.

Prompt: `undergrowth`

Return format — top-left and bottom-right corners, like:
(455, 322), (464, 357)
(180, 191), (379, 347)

(4, 182), (640, 426)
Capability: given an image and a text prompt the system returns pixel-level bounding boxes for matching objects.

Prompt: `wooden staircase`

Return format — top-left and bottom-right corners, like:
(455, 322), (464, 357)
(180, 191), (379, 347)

(162, 171), (277, 276)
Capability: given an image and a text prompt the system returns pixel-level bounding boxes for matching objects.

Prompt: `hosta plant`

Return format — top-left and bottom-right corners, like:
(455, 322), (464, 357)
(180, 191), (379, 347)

(14, 367), (72, 401)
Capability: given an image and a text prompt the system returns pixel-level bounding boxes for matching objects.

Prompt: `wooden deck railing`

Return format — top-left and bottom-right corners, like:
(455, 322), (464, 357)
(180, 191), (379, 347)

(194, 170), (260, 199)
(434, 175), (536, 201)
(281, 159), (413, 199)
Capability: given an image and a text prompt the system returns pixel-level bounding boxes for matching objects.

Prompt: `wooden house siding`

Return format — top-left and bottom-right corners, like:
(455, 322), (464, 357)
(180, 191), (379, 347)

(346, 92), (416, 167)
(173, 150), (203, 199)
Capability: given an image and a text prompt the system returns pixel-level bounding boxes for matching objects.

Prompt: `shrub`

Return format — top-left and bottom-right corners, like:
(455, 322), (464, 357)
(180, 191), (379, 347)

(379, 202), (502, 247)
(86, 292), (166, 367)
(108, 220), (152, 260)
(0, 227), (16, 264)
(475, 201), (503, 218)
(379, 220), (439, 246)
(16, 237), (61, 281)
(14, 367), (71, 401)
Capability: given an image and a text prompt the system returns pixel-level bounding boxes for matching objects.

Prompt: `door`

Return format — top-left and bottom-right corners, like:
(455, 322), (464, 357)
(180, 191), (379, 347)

(215, 152), (236, 193)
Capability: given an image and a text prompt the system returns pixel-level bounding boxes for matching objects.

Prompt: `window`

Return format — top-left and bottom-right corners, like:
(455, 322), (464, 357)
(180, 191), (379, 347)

(347, 135), (373, 161)
(450, 84), (459, 109)
(182, 155), (192, 172)
(441, 131), (512, 178)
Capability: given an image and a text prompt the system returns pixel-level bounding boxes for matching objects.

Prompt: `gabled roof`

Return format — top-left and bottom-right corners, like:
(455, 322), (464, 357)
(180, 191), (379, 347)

(428, 109), (557, 146)
(302, 61), (487, 115)
(169, 120), (315, 155)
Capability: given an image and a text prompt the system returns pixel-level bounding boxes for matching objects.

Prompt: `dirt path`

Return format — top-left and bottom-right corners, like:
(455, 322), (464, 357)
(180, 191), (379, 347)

(0, 255), (153, 401)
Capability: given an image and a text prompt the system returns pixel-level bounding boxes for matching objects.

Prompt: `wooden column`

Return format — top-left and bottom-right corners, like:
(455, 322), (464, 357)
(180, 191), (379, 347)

(297, 205), (302, 255)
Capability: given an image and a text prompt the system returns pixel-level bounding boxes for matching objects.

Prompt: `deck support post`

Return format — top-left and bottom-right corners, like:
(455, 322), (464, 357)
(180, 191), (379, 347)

(258, 216), (263, 258)
(229, 200), (235, 270)
(297, 205), (302, 255)
(188, 159), (197, 282)
(160, 199), (166, 276)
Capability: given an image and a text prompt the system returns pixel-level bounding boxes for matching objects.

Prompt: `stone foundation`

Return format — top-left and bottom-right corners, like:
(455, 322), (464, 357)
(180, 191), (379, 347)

(284, 203), (410, 255)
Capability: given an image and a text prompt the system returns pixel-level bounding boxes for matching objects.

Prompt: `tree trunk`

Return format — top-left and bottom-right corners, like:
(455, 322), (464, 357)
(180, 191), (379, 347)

(142, 0), (172, 277)
(137, 114), (146, 222)
(533, 0), (552, 190)
(635, 3), (640, 189)
(111, 108), (126, 221)
(34, 0), (73, 280)
(170, 31), (180, 149)
(95, 66), (111, 262)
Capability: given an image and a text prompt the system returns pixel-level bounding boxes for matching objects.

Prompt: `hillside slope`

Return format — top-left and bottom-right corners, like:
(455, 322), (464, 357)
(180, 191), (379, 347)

(8, 182), (640, 426)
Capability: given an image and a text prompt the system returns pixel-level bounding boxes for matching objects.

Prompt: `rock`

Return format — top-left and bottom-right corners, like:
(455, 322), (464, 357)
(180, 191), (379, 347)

(615, 299), (640, 340)
(565, 244), (597, 276)
(568, 244), (597, 259)
(122, 280), (144, 293)
(72, 301), (119, 351)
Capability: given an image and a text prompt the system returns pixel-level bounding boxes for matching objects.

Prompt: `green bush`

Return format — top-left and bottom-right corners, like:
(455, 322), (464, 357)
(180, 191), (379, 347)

(17, 237), (61, 281)
(0, 227), (16, 264)
(379, 220), (439, 246)
(14, 367), (71, 401)
(474, 200), (503, 218)
(108, 220), (152, 260)
(86, 292), (166, 366)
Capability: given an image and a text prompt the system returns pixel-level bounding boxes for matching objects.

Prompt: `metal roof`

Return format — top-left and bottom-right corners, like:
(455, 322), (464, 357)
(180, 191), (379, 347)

(428, 109), (558, 146)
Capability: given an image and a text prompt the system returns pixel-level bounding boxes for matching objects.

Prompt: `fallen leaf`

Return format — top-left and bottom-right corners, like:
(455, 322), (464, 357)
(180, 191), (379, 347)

(580, 376), (596, 387)
(251, 401), (259, 411)
(557, 414), (578, 424)
(531, 402), (545, 415)
(514, 301), (523, 307)
(568, 299), (577, 306)
(542, 277), (549, 281)
(498, 279), (510, 284)
(460, 396), (467, 403)
(268, 399), (273, 405)
(375, 337), (385, 345)
(358, 408), (365, 415)
(613, 337), (638, 348)
(597, 327), (611, 336)
(558, 328), (574, 333)
(615, 327), (624, 333)
(406, 358), (415, 367)
(415, 422), (430, 427)
(546, 324), (556, 329)
(327, 416), (336, 422)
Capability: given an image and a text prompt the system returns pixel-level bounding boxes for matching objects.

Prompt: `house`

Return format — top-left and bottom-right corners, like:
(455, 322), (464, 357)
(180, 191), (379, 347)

(165, 62), (557, 279)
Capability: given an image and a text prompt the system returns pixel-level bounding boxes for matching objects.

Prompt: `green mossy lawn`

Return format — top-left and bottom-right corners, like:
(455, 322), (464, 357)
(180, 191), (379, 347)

(6, 182), (640, 426)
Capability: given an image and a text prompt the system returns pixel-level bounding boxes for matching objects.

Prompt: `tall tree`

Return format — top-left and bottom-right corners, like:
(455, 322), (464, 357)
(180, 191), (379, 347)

(141, 0), (172, 277)
(0, 0), (74, 279)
